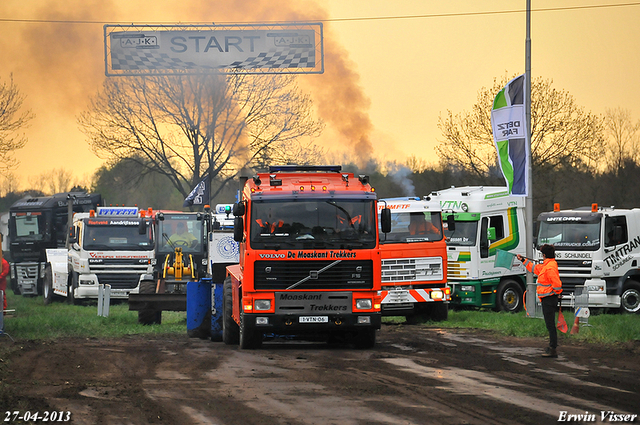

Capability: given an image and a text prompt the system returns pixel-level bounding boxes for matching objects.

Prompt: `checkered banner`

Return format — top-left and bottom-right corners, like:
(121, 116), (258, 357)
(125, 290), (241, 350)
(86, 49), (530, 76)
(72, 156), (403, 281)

(104, 23), (324, 76)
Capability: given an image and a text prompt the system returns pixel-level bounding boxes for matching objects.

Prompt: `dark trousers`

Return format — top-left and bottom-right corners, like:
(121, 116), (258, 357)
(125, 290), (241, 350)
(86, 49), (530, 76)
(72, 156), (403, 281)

(541, 294), (559, 348)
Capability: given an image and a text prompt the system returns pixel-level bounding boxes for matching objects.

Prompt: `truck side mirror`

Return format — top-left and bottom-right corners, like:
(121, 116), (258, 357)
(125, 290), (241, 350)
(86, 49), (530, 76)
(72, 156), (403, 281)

(380, 208), (391, 233)
(487, 227), (497, 241)
(233, 216), (244, 242)
(446, 215), (456, 231)
(233, 202), (245, 217)
(138, 220), (148, 235)
(68, 227), (77, 244)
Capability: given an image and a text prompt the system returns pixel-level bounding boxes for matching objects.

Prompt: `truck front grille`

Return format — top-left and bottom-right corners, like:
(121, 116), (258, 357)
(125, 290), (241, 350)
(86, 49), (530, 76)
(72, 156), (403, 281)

(254, 260), (373, 290)
(16, 264), (39, 279)
(382, 257), (443, 283)
(556, 259), (592, 294)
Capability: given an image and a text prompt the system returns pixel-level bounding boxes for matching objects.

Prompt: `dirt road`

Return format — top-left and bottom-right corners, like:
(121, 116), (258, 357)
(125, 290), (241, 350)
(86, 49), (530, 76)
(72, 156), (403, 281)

(1, 324), (639, 425)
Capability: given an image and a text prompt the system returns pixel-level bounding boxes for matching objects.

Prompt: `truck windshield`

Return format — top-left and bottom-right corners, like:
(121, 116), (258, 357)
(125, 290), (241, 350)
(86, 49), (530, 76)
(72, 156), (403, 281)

(11, 212), (48, 241)
(380, 212), (443, 243)
(83, 220), (154, 251)
(444, 221), (478, 246)
(250, 199), (377, 250)
(157, 215), (204, 254)
(538, 221), (601, 251)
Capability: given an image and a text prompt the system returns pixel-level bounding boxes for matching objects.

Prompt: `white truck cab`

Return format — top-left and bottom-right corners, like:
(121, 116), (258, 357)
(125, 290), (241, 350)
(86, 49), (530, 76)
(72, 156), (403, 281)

(537, 204), (640, 313)
(45, 206), (154, 303)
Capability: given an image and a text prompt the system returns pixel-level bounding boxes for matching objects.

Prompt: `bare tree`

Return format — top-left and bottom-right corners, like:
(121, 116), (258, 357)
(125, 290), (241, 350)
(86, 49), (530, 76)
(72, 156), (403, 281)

(0, 172), (20, 196)
(0, 73), (34, 170)
(28, 168), (79, 195)
(436, 75), (604, 177)
(253, 139), (325, 170)
(405, 155), (430, 173)
(603, 107), (640, 174)
(79, 73), (323, 202)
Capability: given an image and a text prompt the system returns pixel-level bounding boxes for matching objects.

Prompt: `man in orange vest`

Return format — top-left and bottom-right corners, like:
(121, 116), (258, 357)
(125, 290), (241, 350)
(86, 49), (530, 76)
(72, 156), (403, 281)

(408, 213), (440, 236)
(517, 244), (563, 358)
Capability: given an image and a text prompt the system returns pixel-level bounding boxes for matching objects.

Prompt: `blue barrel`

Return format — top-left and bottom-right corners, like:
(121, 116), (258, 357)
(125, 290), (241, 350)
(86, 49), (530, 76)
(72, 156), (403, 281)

(187, 280), (212, 338)
(210, 281), (224, 341)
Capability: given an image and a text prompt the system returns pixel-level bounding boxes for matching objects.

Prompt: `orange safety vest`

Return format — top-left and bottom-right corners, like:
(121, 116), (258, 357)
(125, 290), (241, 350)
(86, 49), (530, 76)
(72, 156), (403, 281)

(408, 221), (440, 235)
(523, 258), (563, 300)
(338, 215), (362, 226)
(255, 219), (284, 233)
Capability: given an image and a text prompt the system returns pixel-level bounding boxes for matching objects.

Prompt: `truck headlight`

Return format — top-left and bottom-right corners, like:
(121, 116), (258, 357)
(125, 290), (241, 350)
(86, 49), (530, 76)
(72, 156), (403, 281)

(430, 290), (443, 300)
(587, 284), (604, 292)
(254, 299), (271, 311)
(356, 299), (372, 310)
(461, 285), (475, 292)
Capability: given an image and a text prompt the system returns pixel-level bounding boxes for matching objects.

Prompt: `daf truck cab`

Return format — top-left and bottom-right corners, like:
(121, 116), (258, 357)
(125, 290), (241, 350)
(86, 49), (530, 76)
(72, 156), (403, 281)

(44, 206), (155, 304)
(537, 203), (640, 314)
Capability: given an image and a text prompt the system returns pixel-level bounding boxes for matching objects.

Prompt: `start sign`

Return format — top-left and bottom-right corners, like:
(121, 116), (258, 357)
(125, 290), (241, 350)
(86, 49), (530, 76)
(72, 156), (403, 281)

(104, 23), (324, 76)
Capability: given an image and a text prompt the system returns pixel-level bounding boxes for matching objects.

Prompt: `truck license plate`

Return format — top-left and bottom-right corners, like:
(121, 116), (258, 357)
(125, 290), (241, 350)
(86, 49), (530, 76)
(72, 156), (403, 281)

(299, 316), (328, 323)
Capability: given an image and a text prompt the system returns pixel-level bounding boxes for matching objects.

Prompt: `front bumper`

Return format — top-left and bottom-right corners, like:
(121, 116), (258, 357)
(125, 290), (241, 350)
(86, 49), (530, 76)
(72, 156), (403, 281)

(243, 312), (381, 334)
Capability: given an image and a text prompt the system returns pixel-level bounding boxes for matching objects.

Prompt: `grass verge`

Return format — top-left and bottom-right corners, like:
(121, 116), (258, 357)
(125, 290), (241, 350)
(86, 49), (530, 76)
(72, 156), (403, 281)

(384, 308), (640, 345)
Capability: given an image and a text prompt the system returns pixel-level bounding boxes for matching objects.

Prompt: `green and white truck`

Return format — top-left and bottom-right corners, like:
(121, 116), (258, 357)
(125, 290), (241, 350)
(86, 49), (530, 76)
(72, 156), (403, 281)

(428, 186), (528, 312)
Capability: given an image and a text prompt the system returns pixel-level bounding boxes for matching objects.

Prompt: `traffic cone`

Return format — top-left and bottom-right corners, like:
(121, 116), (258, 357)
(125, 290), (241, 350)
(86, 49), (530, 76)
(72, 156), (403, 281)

(557, 308), (568, 333)
(570, 316), (580, 334)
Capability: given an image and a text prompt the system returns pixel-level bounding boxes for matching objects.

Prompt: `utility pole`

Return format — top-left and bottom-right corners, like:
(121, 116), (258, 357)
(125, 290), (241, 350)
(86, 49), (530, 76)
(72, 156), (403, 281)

(525, 0), (536, 316)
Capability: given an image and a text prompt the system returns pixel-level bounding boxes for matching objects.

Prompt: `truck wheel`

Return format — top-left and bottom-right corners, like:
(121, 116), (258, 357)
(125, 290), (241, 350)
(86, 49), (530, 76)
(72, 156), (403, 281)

(222, 277), (239, 345)
(430, 302), (449, 322)
(43, 265), (54, 305)
(239, 313), (262, 349)
(353, 328), (376, 349)
(620, 282), (640, 314)
(138, 280), (161, 325)
(496, 280), (524, 313)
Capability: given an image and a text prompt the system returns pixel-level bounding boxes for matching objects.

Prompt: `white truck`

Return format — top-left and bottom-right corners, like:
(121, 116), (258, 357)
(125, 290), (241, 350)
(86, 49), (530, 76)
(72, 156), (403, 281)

(536, 203), (640, 314)
(378, 197), (450, 321)
(428, 186), (528, 312)
(44, 206), (155, 304)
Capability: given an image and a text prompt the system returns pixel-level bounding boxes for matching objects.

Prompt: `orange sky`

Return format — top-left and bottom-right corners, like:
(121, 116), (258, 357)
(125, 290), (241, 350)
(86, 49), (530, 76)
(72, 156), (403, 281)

(1, 0), (639, 190)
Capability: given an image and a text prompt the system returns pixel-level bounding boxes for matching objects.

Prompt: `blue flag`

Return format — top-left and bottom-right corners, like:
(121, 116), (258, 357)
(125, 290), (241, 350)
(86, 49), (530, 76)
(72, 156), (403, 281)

(491, 74), (529, 196)
(183, 178), (209, 207)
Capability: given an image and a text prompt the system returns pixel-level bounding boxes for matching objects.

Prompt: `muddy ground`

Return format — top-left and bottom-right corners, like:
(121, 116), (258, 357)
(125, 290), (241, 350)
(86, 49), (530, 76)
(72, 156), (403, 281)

(1, 324), (639, 425)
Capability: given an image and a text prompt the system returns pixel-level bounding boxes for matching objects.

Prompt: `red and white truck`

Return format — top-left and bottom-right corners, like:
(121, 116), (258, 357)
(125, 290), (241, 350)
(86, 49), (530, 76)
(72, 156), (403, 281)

(378, 197), (449, 321)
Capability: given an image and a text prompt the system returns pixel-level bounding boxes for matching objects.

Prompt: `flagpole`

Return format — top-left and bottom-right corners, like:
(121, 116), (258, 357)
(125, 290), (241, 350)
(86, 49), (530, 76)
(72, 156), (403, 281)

(525, 0), (535, 310)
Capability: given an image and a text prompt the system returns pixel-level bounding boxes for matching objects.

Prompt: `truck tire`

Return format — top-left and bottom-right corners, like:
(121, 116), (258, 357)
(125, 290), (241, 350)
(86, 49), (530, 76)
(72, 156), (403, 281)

(222, 277), (239, 345)
(239, 313), (262, 349)
(43, 265), (54, 305)
(138, 280), (161, 325)
(496, 279), (524, 313)
(67, 272), (80, 305)
(430, 302), (449, 322)
(620, 282), (640, 314)
(353, 328), (376, 349)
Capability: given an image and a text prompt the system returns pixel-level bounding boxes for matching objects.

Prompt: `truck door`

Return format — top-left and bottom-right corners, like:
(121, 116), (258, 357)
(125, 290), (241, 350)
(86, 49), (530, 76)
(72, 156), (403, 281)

(480, 215), (505, 258)
(604, 216), (628, 249)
